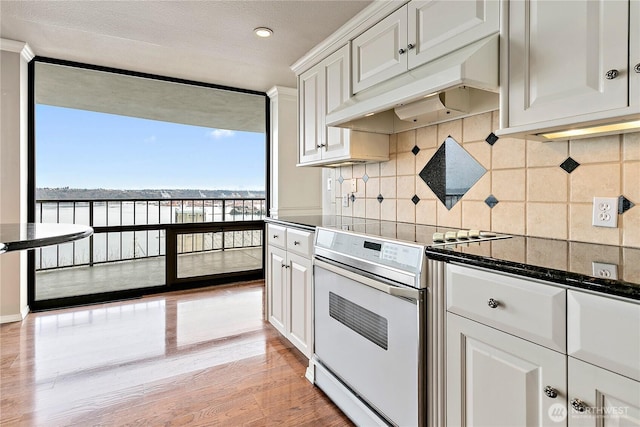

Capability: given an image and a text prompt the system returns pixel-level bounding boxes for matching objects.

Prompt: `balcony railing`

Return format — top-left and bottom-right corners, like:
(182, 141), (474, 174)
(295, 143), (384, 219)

(35, 198), (266, 271)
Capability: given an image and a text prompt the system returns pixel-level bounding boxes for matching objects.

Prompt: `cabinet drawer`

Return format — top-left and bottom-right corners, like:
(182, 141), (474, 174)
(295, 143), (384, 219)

(568, 291), (640, 381)
(286, 228), (313, 258)
(446, 264), (566, 352)
(267, 224), (286, 249)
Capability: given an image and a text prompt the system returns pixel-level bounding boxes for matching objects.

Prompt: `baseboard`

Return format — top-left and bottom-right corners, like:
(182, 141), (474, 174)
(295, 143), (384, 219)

(1, 313), (24, 324)
(305, 360), (315, 384)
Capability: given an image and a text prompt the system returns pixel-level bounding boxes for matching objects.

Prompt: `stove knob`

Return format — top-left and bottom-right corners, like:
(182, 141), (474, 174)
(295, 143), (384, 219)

(445, 231), (458, 241)
(456, 230), (469, 239)
(432, 232), (445, 242)
(480, 231), (497, 238)
(468, 230), (480, 238)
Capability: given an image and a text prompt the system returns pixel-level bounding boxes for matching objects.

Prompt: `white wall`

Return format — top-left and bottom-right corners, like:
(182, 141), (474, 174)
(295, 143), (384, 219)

(0, 39), (33, 323)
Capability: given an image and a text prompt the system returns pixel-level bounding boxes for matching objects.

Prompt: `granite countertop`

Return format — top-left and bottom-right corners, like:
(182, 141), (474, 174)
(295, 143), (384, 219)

(266, 215), (640, 302)
(0, 223), (93, 252)
(425, 236), (640, 302)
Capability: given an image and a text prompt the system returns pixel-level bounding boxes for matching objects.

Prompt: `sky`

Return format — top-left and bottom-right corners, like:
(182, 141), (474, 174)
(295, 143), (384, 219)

(35, 105), (266, 191)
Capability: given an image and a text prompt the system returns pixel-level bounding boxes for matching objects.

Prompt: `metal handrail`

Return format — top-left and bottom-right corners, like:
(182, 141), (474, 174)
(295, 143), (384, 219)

(35, 198), (265, 270)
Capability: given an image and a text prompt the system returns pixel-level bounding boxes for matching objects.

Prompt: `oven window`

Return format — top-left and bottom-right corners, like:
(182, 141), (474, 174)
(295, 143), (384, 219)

(329, 292), (388, 350)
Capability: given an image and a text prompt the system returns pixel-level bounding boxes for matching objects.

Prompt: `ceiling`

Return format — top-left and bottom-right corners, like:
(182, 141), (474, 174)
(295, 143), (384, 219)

(0, 0), (373, 93)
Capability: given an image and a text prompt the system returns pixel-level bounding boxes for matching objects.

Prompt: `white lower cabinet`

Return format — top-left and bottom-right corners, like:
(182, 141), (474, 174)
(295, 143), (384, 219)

(445, 264), (640, 427)
(266, 224), (313, 358)
(568, 357), (640, 427)
(446, 312), (567, 426)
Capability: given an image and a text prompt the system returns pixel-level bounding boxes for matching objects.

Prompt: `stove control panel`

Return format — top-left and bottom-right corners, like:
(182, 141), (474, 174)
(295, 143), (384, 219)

(315, 228), (424, 273)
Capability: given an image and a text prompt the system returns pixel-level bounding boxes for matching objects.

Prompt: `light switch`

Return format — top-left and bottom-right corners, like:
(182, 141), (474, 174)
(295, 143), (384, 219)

(350, 179), (357, 192)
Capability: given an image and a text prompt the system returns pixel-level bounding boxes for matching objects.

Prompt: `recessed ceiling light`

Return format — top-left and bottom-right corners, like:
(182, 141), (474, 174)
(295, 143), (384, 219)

(254, 27), (273, 38)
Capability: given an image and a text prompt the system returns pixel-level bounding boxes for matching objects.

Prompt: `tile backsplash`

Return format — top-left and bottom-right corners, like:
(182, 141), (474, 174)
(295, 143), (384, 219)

(326, 111), (640, 248)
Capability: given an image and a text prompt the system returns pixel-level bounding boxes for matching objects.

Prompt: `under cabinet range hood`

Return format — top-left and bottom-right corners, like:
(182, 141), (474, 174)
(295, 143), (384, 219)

(326, 34), (500, 134)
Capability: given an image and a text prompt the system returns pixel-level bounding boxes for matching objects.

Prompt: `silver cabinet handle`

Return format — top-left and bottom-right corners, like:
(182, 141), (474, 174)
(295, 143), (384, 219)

(571, 398), (586, 412)
(407, 43), (415, 50)
(634, 63), (640, 73)
(316, 143), (326, 148)
(285, 265), (290, 269)
(281, 263), (286, 268)
(273, 234), (279, 238)
(398, 48), (406, 55)
(544, 386), (558, 398)
(605, 69), (619, 79)
(487, 298), (499, 309)
(293, 241), (300, 245)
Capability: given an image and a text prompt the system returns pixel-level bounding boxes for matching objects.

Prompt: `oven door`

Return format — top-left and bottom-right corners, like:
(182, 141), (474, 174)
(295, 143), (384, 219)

(313, 258), (424, 427)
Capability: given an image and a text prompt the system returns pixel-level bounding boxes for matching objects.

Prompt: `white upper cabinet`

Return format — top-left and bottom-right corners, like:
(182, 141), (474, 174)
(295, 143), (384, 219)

(298, 45), (389, 166)
(299, 45), (351, 164)
(352, 0), (499, 94)
(352, 6), (408, 93)
(407, 0), (499, 69)
(502, 0), (640, 139)
(299, 66), (323, 164)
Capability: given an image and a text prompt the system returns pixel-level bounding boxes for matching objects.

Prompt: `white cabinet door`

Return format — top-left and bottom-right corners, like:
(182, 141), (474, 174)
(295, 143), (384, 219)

(298, 65), (323, 164)
(408, 0), (499, 69)
(508, 0), (629, 127)
(323, 44), (351, 161)
(266, 245), (287, 335)
(447, 313), (567, 427)
(352, 5), (408, 93)
(568, 357), (640, 427)
(286, 252), (313, 358)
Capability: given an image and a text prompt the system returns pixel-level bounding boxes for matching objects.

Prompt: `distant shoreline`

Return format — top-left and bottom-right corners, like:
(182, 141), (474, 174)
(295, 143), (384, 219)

(36, 188), (265, 200)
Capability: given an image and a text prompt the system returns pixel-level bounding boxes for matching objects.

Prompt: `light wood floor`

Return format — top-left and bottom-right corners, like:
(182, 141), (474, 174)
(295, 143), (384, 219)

(0, 281), (352, 426)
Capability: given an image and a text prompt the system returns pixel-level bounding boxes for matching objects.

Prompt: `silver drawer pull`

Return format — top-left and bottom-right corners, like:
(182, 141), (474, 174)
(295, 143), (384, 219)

(571, 398), (586, 412)
(605, 69), (619, 79)
(293, 241), (300, 245)
(273, 234), (279, 238)
(544, 386), (558, 398)
(487, 298), (500, 309)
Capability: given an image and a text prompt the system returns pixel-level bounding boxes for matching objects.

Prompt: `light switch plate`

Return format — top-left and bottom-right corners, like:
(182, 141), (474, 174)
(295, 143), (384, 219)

(342, 194), (349, 207)
(350, 179), (357, 193)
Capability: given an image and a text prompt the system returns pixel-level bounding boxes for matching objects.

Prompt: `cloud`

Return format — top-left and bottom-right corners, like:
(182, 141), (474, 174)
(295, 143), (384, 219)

(208, 129), (235, 139)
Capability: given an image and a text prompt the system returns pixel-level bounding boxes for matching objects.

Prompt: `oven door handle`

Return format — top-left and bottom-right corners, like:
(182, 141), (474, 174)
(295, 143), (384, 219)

(314, 258), (421, 301)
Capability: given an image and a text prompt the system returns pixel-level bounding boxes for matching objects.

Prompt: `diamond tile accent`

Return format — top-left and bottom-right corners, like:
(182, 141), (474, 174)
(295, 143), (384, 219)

(411, 195), (420, 205)
(412, 145), (420, 155)
(350, 194), (356, 203)
(337, 176), (344, 184)
(362, 173), (369, 183)
(377, 194), (384, 203)
(419, 137), (487, 210)
(485, 132), (499, 145)
(485, 195), (499, 208)
(560, 157), (580, 173)
(619, 195), (635, 214)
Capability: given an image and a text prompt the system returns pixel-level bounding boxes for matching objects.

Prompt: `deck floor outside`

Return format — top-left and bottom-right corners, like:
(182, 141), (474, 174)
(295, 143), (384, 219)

(36, 247), (263, 300)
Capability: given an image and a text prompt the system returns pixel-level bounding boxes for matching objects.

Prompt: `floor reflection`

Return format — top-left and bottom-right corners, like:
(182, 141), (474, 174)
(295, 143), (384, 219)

(0, 281), (354, 426)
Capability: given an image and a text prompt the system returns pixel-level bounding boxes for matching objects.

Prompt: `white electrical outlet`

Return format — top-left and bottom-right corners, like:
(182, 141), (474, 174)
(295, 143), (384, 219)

(592, 262), (618, 280)
(327, 178), (332, 192)
(592, 197), (618, 228)
(342, 194), (349, 207)
(350, 179), (357, 193)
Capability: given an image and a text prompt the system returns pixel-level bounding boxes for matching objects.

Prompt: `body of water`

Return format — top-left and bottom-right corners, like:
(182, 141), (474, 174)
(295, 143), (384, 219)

(35, 201), (264, 269)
